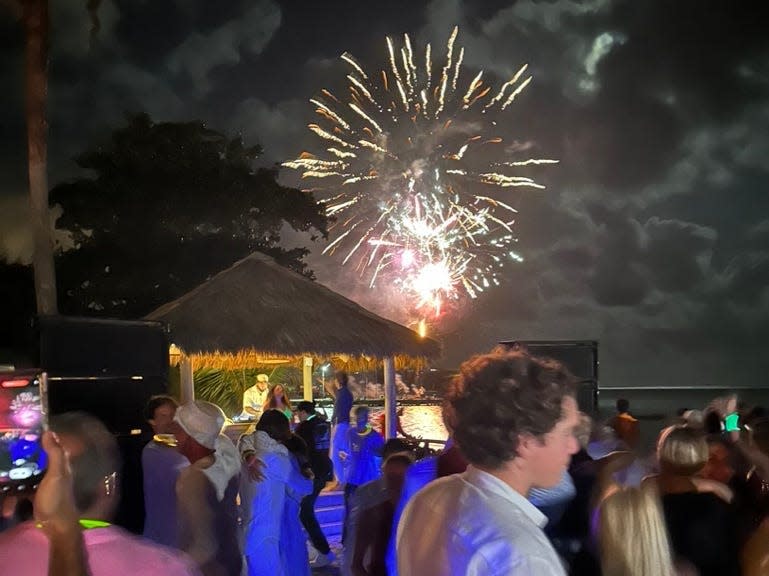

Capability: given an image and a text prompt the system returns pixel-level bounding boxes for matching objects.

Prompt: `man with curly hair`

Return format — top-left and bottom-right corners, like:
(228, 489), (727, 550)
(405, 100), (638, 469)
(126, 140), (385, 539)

(397, 348), (579, 576)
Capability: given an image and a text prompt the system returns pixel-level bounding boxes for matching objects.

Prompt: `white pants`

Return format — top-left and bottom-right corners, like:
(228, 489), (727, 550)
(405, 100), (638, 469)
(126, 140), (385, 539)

(331, 422), (350, 484)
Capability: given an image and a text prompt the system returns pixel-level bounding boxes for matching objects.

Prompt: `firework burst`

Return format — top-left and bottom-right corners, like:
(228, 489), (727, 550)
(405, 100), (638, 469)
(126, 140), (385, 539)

(284, 27), (557, 322)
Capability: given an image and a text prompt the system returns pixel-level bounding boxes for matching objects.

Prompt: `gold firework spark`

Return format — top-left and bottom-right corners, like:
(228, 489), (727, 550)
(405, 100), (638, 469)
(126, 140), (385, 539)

(284, 27), (557, 318)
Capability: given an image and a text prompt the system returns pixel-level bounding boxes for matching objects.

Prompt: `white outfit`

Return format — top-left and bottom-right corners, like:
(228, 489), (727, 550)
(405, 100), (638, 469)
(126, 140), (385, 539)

(281, 454), (313, 576)
(240, 431), (290, 576)
(203, 434), (241, 501)
(397, 466), (566, 576)
(242, 385), (269, 418)
(331, 422), (350, 484)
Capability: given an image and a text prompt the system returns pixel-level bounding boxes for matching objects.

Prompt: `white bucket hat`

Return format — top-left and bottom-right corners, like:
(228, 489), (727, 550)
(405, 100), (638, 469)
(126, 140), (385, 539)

(174, 401), (225, 450)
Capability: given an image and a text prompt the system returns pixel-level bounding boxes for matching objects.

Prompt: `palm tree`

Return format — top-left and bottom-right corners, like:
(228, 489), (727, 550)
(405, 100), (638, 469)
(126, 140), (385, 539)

(23, 0), (56, 314)
(5, 0), (101, 315)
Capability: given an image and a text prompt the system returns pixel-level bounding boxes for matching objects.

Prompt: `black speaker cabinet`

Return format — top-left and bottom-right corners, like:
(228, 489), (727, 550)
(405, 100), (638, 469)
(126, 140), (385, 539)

(37, 316), (169, 434)
(499, 340), (599, 413)
(38, 316), (168, 379)
(46, 376), (165, 435)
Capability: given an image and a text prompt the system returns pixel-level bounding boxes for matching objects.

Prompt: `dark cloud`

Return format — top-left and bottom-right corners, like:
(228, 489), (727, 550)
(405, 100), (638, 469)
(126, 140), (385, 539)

(2, 0), (769, 389)
(643, 217), (716, 292)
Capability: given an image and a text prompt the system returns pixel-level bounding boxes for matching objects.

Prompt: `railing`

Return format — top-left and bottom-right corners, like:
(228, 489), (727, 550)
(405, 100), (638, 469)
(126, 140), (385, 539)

(598, 385), (769, 391)
(311, 397), (443, 406)
(411, 437), (447, 454)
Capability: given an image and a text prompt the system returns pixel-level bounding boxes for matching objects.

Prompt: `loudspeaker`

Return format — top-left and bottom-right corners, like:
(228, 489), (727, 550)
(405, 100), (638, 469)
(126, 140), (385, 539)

(46, 376), (165, 436)
(34, 316), (170, 536)
(499, 340), (599, 413)
(37, 316), (169, 434)
(38, 316), (168, 379)
(113, 433), (149, 535)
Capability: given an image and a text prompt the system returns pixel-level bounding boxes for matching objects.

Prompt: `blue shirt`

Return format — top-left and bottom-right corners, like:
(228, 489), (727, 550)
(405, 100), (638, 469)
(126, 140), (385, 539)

(346, 427), (385, 486)
(333, 386), (353, 425)
(142, 440), (189, 548)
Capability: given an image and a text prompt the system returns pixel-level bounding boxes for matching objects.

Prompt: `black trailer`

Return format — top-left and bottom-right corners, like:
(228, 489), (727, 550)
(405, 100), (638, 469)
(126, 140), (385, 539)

(35, 315), (170, 534)
(498, 340), (599, 414)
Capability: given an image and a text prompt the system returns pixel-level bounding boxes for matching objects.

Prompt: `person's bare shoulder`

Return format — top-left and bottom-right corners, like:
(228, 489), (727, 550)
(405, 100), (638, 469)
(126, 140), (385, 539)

(691, 477), (734, 503)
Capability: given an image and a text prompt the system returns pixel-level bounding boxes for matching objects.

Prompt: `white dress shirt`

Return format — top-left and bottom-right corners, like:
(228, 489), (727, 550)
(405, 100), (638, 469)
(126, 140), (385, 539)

(397, 466), (566, 576)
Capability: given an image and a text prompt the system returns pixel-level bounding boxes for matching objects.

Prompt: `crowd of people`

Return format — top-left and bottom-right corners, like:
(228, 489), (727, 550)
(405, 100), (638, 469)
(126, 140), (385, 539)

(1, 349), (769, 576)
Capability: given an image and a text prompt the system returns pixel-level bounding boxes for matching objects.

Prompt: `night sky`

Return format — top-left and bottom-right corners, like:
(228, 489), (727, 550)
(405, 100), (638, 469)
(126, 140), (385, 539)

(2, 0), (769, 388)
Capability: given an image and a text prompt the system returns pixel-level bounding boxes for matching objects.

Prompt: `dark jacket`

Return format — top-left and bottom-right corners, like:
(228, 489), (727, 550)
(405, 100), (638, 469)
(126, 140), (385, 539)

(333, 386), (354, 425)
(295, 413), (333, 481)
(662, 491), (740, 576)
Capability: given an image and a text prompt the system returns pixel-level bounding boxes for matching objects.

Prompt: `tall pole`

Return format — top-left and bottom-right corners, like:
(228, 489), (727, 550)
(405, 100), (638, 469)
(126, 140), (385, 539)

(303, 356), (313, 401)
(24, 0), (58, 315)
(383, 356), (396, 439)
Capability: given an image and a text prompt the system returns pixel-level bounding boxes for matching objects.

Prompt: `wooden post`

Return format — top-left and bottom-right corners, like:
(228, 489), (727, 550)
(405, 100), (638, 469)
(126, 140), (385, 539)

(383, 356), (396, 439)
(24, 0), (58, 315)
(303, 356), (313, 401)
(180, 355), (194, 404)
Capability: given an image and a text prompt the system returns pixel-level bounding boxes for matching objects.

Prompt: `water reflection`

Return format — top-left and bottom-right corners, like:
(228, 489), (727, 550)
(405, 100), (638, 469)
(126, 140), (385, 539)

(368, 405), (448, 441)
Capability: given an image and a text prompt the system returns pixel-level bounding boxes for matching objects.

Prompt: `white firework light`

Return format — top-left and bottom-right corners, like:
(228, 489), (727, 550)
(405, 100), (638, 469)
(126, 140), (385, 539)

(284, 27), (557, 322)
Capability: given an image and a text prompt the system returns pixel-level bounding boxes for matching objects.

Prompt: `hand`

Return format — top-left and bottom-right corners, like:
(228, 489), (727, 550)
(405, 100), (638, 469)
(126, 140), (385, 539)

(34, 431), (78, 536)
(244, 454), (264, 482)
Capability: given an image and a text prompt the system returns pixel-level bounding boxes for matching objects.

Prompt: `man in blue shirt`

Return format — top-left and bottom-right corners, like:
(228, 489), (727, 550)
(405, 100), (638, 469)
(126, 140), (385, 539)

(330, 371), (354, 487)
(141, 395), (189, 548)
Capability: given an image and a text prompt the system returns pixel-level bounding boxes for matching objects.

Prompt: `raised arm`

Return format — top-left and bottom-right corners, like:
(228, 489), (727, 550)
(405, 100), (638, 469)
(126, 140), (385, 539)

(36, 432), (91, 576)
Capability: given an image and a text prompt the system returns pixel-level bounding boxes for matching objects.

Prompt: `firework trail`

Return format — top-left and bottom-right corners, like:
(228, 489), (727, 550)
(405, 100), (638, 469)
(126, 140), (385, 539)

(284, 27), (557, 324)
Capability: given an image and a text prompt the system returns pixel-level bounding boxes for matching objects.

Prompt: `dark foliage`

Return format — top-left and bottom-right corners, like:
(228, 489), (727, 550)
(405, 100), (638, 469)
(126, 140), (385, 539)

(51, 113), (328, 318)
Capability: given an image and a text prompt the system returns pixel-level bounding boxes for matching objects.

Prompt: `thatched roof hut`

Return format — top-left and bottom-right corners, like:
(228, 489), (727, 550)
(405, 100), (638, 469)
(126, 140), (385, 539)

(145, 252), (440, 359)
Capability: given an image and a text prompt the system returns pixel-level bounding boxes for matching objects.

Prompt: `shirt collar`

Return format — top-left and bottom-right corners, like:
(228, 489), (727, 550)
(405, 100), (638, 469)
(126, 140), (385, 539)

(464, 465), (548, 528)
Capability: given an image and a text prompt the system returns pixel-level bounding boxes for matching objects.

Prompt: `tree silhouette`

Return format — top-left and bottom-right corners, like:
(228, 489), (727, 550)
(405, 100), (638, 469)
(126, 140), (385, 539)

(52, 113), (329, 318)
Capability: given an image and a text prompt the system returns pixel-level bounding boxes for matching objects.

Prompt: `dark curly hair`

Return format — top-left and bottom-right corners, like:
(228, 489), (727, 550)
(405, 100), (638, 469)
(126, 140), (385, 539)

(443, 349), (576, 469)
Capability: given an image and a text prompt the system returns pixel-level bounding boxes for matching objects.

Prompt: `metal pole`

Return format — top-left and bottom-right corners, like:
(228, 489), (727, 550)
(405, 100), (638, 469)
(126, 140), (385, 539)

(383, 356), (396, 439)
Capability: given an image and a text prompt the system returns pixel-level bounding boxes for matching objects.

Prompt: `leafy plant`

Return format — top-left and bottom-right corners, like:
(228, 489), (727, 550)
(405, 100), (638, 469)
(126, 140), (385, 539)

(193, 365), (304, 417)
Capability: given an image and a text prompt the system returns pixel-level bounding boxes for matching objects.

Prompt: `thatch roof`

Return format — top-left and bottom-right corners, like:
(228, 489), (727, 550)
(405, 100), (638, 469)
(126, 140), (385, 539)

(145, 252), (440, 359)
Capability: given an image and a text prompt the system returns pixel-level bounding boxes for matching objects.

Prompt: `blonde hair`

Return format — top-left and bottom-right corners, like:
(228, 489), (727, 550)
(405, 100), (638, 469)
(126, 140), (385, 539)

(658, 425), (708, 476)
(599, 486), (676, 576)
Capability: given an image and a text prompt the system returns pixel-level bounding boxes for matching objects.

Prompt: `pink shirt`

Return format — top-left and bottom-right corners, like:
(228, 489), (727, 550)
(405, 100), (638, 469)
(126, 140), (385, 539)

(0, 521), (201, 576)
